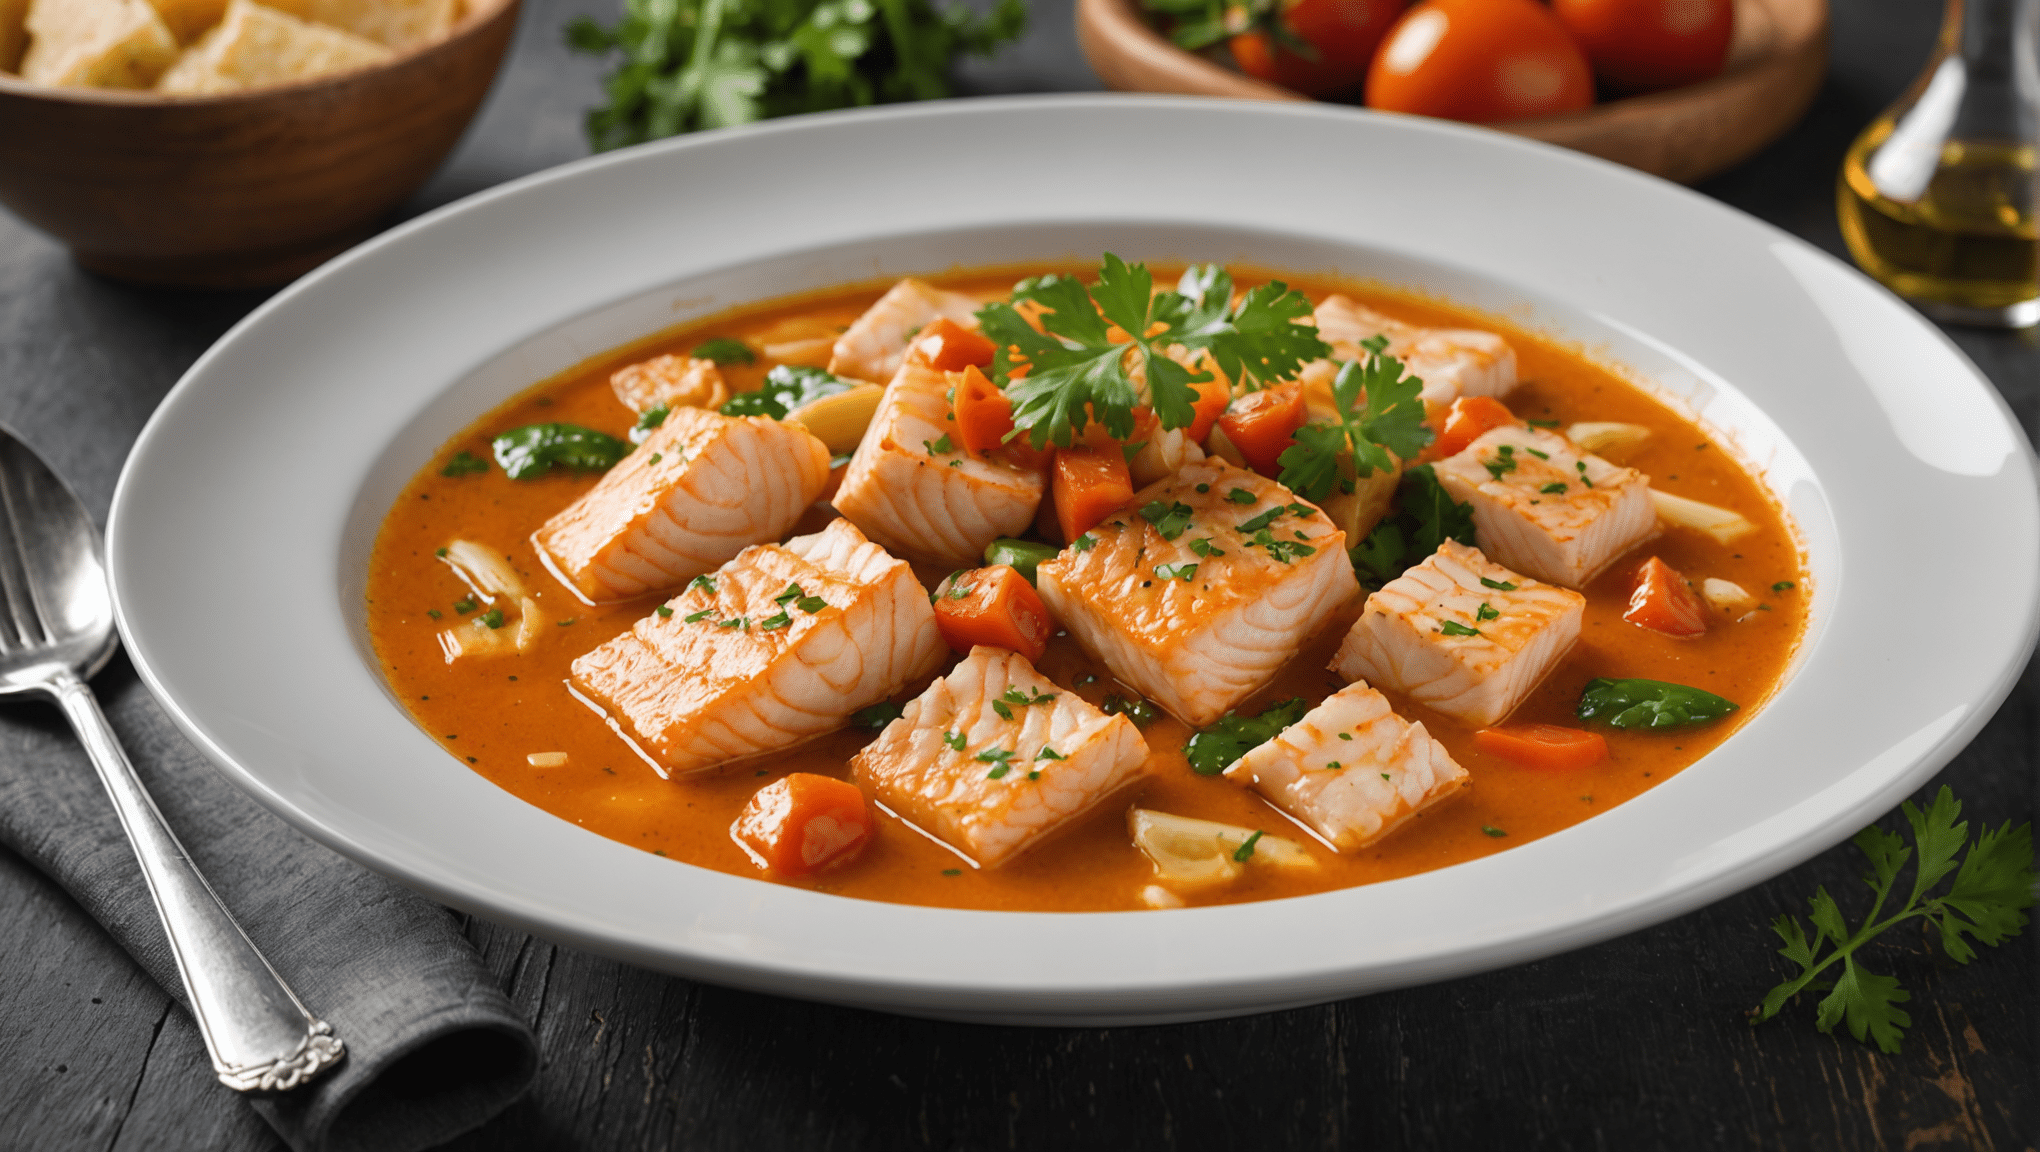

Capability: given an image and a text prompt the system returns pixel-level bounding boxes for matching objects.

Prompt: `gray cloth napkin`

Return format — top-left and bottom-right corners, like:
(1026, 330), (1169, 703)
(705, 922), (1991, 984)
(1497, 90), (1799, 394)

(0, 654), (538, 1152)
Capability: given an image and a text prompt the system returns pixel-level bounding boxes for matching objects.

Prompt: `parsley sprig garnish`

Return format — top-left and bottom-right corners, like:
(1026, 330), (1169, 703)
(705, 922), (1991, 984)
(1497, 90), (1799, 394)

(1276, 337), (1433, 502)
(974, 257), (1329, 449)
(1752, 787), (2033, 1053)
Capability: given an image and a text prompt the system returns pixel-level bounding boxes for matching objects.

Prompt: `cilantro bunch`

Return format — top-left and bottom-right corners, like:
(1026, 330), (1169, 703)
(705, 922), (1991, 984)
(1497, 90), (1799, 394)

(974, 256), (1331, 449)
(1276, 335), (1433, 502)
(1753, 787), (2033, 1053)
(567, 0), (1026, 150)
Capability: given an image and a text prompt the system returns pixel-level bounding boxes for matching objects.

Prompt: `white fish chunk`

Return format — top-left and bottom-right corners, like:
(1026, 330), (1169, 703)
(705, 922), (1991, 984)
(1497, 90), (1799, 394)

(1307, 294), (1517, 406)
(1331, 540), (1583, 727)
(831, 360), (1043, 567)
(533, 407), (830, 604)
(852, 646), (1150, 868)
(1225, 680), (1468, 852)
(570, 518), (945, 776)
(1432, 425), (1657, 589)
(828, 278), (983, 385)
(1036, 458), (1358, 727)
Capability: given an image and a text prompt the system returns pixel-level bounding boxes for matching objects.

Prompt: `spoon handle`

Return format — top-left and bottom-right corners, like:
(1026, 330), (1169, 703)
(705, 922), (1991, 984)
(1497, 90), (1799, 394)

(49, 668), (344, 1092)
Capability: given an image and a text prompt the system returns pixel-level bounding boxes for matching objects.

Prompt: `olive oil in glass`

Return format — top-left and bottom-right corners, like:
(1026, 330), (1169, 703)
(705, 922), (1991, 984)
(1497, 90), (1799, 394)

(1838, 0), (2040, 327)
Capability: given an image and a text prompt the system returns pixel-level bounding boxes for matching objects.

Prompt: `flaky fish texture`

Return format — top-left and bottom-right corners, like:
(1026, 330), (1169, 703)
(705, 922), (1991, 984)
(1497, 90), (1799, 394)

(853, 646), (1150, 868)
(1225, 680), (1468, 852)
(1431, 425), (1656, 589)
(1304, 295), (1517, 406)
(570, 518), (944, 776)
(828, 278), (983, 385)
(1332, 540), (1583, 727)
(831, 360), (1043, 567)
(1036, 458), (1358, 728)
(609, 354), (730, 416)
(533, 408), (830, 604)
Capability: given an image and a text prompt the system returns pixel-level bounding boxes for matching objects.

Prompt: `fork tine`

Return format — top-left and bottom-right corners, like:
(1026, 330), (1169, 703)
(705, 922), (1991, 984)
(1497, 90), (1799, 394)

(0, 443), (49, 651)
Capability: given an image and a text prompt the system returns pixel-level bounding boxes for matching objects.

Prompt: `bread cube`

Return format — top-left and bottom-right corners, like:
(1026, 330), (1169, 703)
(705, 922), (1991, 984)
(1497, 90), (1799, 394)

(274, 0), (458, 50)
(570, 518), (946, 776)
(21, 0), (178, 87)
(3, 0), (34, 72)
(1332, 540), (1583, 727)
(1305, 294), (1516, 406)
(144, 0), (227, 43)
(156, 0), (389, 94)
(1225, 680), (1468, 851)
(1431, 425), (1656, 589)
(851, 646), (1150, 868)
(1036, 458), (1358, 727)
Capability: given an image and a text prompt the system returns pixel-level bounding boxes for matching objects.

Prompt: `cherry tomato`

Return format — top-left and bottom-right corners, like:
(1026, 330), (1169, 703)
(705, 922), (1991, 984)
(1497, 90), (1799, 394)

(1365, 0), (1595, 123)
(1552, 0), (1734, 92)
(1230, 0), (1411, 98)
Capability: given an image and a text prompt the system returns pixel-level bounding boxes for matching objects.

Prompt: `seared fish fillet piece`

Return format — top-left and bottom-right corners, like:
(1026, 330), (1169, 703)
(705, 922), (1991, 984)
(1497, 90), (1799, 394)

(852, 646), (1150, 868)
(534, 408), (830, 604)
(610, 355), (730, 416)
(832, 360), (1043, 567)
(1037, 458), (1358, 727)
(1332, 540), (1584, 727)
(1305, 294), (1517, 406)
(828, 278), (983, 385)
(1225, 680), (1468, 852)
(571, 518), (945, 776)
(1432, 425), (1656, 589)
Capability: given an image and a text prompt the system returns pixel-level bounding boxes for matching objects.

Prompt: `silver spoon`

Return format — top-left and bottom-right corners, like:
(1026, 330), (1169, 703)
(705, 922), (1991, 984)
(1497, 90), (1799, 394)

(0, 425), (343, 1092)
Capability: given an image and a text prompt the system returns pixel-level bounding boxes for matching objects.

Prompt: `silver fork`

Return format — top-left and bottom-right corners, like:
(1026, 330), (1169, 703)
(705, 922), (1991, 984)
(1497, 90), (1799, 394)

(0, 425), (343, 1092)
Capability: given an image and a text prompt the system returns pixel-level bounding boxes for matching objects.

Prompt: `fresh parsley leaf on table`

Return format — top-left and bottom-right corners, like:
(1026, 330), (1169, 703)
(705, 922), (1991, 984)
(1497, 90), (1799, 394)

(1752, 787), (2034, 1053)
(567, 0), (1026, 149)
(1276, 349), (1433, 501)
(975, 257), (1331, 449)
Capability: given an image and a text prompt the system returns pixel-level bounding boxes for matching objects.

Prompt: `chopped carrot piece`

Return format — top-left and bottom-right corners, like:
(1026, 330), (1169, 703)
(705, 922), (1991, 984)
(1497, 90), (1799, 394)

(1185, 373), (1232, 444)
(1052, 447), (1134, 542)
(1624, 556), (1708, 637)
(952, 364), (1015, 455)
(731, 773), (873, 875)
(906, 317), (995, 372)
(1474, 724), (1610, 771)
(1426, 396), (1518, 462)
(1214, 383), (1305, 477)
(932, 564), (1055, 662)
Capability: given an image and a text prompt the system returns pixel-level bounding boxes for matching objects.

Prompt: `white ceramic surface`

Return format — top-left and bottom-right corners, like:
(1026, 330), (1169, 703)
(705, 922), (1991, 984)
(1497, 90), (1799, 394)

(107, 96), (2039, 1024)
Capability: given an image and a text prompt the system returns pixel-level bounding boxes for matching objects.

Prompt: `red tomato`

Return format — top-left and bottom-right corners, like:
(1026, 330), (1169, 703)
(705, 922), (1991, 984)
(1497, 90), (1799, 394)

(1365, 0), (1595, 123)
(1231, 0), (1411, 98)
(1552, 0), (1733, 92)
(1624, 555), (1708, 637)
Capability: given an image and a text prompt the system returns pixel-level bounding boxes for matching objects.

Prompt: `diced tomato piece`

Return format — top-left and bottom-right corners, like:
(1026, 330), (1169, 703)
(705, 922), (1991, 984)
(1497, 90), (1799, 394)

(1185, 373), (1232, 444)
(905, 317), (995, 372)
(1624, 556), (1708, 637)
(952, 364), (1015, 455)
(1474, 724), (1610, 771)
(1426, 395), (1517, 461)
(1052, 447), (1134, 542)
(731, 773), (873, 875)
(932, 564), (1055, 662)
(1215, 383), (1306, 477)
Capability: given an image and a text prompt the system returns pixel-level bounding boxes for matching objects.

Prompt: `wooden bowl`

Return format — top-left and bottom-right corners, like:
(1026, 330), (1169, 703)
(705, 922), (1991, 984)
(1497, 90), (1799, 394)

(1077, 0), (1827, 185)
(0, 0), (519, 288)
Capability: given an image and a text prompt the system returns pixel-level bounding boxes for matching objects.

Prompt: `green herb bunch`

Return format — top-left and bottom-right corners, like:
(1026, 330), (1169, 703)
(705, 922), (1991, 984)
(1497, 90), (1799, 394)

(567, 0), (1027, 150)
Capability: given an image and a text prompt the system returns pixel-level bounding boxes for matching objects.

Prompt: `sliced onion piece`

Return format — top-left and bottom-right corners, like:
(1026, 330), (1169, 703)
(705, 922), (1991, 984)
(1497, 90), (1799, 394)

(1129, 808), (1314, 889)
(1650, 489), (1758, 544)
(441, 539), (525, 604)
(786, 382), (883, 456)
(1700, 577), (1755, 614)
(1566, 421), (1652, 457)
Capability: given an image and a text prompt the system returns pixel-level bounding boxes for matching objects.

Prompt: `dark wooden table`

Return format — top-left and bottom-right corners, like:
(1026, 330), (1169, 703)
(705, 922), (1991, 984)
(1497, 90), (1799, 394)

(1, 2), (2033, 1148)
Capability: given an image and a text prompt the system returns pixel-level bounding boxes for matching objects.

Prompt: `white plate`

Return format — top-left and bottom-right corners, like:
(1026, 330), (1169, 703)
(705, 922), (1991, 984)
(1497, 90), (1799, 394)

(108, 96), (2040, 1024)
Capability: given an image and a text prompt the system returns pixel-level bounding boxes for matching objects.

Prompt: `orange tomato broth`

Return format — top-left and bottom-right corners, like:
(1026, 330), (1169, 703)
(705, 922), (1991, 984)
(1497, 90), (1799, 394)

(365, 264), (1807, 912)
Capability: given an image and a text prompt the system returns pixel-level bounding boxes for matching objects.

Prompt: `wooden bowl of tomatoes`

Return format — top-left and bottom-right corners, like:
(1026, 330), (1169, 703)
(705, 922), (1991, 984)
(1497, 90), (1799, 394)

(1077, 0), (1826, 184)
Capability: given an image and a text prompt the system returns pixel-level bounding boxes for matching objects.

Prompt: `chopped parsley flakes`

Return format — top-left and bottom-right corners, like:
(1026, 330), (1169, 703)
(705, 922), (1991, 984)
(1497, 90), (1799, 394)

(1154, 562), (1198, 582)
(1439, 620), (1482, 637)
(1141, 500), (1196, 540)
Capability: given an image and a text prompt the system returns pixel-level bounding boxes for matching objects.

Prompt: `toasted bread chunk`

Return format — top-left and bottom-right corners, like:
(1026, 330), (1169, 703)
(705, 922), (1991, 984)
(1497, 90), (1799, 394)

(832, 359), (1043, 567)
(852, 646), (1150, 868)
(609, 355), (730, 417)
(1225, 680), (1468, 852)
(533, 407), (830, 605)
(1332, 540), (1583, 726)
(828, 279), (982, 385)
(21, 0), (177, 87)
(1432, 425), (1657, 589)
(143, 0), (226, 43)
(267, 0), (455, 49)
(3, 0), (34, 71)
(1303, 295), (1516, 406)
(570, 518), (945, 776)
(1036, 458), (1359, 727)
(156, 0), (388, 94)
